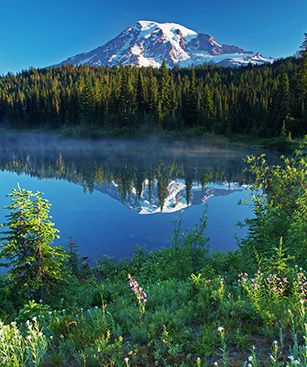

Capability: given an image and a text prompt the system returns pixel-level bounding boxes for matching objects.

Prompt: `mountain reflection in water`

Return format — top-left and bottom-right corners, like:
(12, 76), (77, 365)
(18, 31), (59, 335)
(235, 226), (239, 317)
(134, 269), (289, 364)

(0, 133), (269, 260)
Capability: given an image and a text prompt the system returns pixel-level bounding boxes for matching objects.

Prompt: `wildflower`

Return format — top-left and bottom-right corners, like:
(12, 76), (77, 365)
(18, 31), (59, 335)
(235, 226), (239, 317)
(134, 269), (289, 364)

(273, 340), (278, 344)
(288, 356), (294, 361)
(214, 362), (218, 366)
(128, 274), (147, 315)
(217, 326), (224, 333)
(32, 316), (37, 322)
(248, 356), (253, 361)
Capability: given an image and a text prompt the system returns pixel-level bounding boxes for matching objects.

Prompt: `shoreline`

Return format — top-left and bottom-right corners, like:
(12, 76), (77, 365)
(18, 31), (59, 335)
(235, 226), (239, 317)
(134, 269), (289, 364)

(0, 125), (300, 152)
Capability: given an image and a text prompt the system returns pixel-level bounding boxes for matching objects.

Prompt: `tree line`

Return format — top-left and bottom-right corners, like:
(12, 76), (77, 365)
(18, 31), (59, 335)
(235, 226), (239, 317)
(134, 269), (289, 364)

(0, 44), (306, 138)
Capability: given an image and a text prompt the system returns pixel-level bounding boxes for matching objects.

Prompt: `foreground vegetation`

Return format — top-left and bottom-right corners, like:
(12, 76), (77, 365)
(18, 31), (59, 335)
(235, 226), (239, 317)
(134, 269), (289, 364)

(0, 34), (306, 141)
(0, 146), (306, 366)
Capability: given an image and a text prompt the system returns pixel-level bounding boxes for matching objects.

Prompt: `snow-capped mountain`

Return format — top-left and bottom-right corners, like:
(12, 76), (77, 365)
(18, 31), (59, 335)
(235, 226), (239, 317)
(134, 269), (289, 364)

(93, 179), (244, 215)
(58, 20), (274, 68)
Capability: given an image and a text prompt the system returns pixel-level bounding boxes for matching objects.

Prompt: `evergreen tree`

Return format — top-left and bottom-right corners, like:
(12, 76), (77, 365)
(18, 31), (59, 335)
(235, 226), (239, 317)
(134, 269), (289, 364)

(299, 33), (307, 123)
(0, 185), (68, 301)
(0, 57), (305, 137)
(300, 33), (307, 95)
(203, 85), (214, 129)
(183, 69), (198, 126)
(159, 60), (170, 124)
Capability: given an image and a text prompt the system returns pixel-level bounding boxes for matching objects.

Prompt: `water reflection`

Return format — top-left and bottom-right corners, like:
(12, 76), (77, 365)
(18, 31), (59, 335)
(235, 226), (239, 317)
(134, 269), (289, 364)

(0, 133), (266, 259)
(0, 134), (255, 212)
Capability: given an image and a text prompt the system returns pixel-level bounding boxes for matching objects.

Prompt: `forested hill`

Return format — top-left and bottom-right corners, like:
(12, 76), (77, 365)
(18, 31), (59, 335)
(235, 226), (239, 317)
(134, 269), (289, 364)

(0, 57), (306, 138)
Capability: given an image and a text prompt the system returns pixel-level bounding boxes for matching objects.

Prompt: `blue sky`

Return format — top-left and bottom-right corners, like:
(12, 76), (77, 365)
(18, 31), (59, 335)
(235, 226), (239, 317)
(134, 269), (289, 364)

(0, 0), (306, 74)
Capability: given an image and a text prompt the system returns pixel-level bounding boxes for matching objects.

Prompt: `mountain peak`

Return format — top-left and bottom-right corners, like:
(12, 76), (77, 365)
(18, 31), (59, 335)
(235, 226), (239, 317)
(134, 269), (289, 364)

(135, 20), (197, 37)
(57, 20), (274, 68)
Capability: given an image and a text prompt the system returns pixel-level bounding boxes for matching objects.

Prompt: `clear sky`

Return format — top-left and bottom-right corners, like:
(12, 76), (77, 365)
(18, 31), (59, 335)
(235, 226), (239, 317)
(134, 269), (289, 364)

(0, 0), (306, 74)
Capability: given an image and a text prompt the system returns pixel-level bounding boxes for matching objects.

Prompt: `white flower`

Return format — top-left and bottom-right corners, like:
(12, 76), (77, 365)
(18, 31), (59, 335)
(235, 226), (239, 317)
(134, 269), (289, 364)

(288, 356), (294, 361)
(217, 326), (224, 333)
(32, 316), (37, 322)
(273, 340), (278, 344)
(248, 356), (253, 361)
(38, 332), (43, 337)
(214, 362), (218, 366)
(124, 357), (129, 363)
(248, 364), (252, 367)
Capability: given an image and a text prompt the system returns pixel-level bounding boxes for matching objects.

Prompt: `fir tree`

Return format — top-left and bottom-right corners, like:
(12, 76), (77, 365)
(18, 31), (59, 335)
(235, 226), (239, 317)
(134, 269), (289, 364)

(0, 185), (68, 301)
(159, 60), (170, 124)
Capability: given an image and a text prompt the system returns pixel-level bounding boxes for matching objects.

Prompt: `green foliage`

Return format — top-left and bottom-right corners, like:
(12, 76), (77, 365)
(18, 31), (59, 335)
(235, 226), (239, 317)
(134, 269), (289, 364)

(0, 319), (47, 367)
(0, 185), (68, 301)
(0, 57), (306, 138)
(17, 300), (52, 324)
(242, 145), (307, 266)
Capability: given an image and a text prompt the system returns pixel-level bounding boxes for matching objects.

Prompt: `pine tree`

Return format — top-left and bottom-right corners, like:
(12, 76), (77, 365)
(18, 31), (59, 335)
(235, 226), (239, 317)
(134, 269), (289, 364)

(203, 85), (214, 129)
(79, 78), (95, 125)
(159, 60), (170, 124)
(0, 185), (68, 301)
(0, 58), (305, 137)
(300, 33), (307, 96)
(299, 33), (307, 123)
(183, 69), (198, 126)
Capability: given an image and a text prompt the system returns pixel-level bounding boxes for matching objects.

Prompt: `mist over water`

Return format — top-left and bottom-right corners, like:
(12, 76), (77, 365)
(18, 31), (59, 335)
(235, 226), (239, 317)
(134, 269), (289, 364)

(0, 132), (274, 262)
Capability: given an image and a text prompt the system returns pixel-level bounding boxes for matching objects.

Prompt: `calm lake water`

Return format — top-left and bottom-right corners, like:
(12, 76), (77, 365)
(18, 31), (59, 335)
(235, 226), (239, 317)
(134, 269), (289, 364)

(0, 133), (269, 262)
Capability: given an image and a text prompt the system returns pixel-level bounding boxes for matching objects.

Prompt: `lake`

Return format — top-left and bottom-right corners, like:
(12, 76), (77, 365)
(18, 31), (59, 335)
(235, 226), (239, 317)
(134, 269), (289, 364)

(0, 133), (267, 262)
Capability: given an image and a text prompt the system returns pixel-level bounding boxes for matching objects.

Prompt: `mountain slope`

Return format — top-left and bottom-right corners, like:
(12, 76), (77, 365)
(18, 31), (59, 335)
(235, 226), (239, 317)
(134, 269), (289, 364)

(58, 20), (274, 68)
(93, 179), (245, 215)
